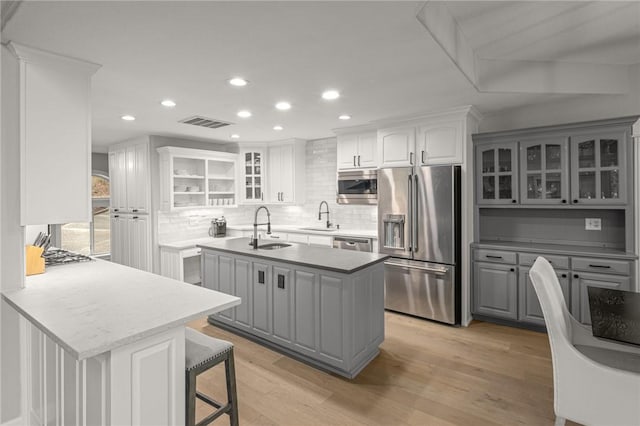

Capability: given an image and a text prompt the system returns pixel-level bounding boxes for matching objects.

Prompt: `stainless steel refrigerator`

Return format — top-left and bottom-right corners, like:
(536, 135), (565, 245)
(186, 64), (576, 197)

(378, 165), (461, 325)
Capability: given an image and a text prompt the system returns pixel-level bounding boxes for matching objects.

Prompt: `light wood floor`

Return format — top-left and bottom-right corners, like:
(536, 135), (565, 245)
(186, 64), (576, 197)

(188, 312), (579, 426)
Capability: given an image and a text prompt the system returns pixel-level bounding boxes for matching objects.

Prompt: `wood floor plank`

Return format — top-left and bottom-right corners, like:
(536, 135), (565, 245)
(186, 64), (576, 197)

(188, 312), (580, 425)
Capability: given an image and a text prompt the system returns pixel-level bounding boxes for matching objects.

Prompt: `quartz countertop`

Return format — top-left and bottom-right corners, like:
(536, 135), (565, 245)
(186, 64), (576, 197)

(198, 238), (388, 274)
(227, 224), (378, 239)
(472, 241), (637, 260)
(159, 236), (238, 250)
(1, 260), (240, 360)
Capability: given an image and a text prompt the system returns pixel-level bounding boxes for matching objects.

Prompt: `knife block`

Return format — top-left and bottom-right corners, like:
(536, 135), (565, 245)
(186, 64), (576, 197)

(26, 245), (45, 276)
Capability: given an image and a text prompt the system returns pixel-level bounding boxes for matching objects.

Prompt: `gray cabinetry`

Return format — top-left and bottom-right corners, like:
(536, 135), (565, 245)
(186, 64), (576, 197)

(272, 266), (292, 344)
(473, 262), (518, 320)
(234, 259), (252, 330)
(252, 262), (271, 337)
(570, 131), (627, 205)
(519, 267), (570, 326)
(476, 142), (518, 205)
(292, 271), (317, 355)
(519, 138), (569, 205)
(571, 272), (631, 325)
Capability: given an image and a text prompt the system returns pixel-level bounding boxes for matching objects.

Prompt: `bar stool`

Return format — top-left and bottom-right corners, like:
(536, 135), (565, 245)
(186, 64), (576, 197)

(185, 328), (239, 426)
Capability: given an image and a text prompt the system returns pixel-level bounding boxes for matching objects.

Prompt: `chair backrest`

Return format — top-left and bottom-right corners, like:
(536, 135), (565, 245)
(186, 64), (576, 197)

(529, 257), (573, 343)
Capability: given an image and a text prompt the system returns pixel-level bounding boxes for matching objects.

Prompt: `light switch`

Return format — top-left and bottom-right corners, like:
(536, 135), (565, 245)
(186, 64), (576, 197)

(585, 218), (602, 231)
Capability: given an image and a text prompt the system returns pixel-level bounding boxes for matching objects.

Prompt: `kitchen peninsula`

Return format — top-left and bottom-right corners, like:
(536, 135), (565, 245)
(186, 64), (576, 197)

(1, 260), (240, 426)
(199, 238), (389, 378)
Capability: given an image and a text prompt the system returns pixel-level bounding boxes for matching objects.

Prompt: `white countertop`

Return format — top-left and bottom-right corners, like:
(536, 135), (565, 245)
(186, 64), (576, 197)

(227, 224), (378, 239)
(159, 236), (237, 250)
(1, 260), (240, 360)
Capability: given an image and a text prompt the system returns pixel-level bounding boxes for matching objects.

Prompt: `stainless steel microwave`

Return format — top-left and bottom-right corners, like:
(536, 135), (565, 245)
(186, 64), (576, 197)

(336, 170), (377, 204)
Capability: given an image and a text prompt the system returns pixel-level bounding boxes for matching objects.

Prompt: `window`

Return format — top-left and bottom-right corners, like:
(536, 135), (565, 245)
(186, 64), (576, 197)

(60, 174), (110, 255)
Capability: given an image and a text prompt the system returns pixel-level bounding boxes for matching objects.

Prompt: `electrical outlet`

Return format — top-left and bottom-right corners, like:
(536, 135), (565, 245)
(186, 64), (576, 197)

(585, 218), (602, 231)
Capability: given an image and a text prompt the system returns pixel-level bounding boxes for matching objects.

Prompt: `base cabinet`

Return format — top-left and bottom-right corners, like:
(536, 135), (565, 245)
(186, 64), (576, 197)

(110, 214), (151, 272)
(518, 268), (570, 326)
(473, 262), (518, 320)
(571, 272), (631, 325)
(202, 249), (384, 378)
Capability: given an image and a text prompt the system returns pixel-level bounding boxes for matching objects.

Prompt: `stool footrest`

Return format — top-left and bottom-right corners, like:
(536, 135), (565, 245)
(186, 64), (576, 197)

(196, 391), (224, 409)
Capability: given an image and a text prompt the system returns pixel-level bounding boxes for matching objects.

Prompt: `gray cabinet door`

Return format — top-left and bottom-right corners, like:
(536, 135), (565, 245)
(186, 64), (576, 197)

(292, 271), (317, 355)
(202, 252), (218, 291)
(252, 262), (271, 336)
(476, 142), (518, 205)
(570, 130), (627, 205)
(571, 272), (631, 325)
(234, 259), (252, 329)
(216, 255), (235, 322)
(518, 268), (570, 326)
(473, 262), (518, 320)
(272, 266), (292, 344)
(318, 275), (345, 365)
(519, 138), (569, 205)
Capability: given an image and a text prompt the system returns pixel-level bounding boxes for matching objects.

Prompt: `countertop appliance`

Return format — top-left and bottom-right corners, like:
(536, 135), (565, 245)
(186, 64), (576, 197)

(378, 165), (461, 325)
(209, 217), (227, 237)
(337, 170), (377, 205)
(333, 236), (373, 252)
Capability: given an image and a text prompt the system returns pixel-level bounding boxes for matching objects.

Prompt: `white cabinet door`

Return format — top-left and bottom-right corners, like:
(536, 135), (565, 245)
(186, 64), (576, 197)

(357, 132), (377, 168)
(336, 134), (359, 170)
(126, 144), (149, 213)
(110, 150), (127, 213)
(416, 120), (463, 165)
(267, 145), (282, 202)
(279, 144), (294, 202)
(129, 215), (151, 272)
(110, 214), (127, 265)
(378, 127), (415, 167)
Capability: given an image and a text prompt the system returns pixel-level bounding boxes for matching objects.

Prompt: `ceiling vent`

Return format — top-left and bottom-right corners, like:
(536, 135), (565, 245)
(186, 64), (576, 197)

(179, 116), (232, 129)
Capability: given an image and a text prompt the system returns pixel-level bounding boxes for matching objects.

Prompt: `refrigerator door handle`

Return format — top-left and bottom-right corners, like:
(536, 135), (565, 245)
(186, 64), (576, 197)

(407, 173), (413, 252)
(385, 261), (448, 276)
(414, 174), (419, 254)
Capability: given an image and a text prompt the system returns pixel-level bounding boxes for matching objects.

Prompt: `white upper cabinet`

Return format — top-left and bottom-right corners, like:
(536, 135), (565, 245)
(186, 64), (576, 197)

(378, 127), (416, 168)
(240, 148), (266, 204)
(7, 42), (100, 225)
(109, 141), (150, 214)
(336, 131), (377, 170)
(416, 120), (464, 165)
(266, 139), (306, 204)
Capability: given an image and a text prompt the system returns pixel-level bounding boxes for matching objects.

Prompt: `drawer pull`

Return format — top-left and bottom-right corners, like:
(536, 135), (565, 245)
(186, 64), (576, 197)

(510, 268), (515, 272)
(588, 264), (611, 269)
(486, 255), (503, 259)
(561, 274), (567, 278)
(574, 274), (579, 279)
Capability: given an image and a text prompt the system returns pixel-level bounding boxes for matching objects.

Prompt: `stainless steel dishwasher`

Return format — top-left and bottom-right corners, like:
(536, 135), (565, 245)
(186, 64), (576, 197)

(332, 236), (373, 252)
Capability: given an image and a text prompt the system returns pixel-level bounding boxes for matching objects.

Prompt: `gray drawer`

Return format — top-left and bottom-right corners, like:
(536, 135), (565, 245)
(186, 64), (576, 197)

(571, 257), (631, 276)
(519, 253), (569, 270)
(474, 249), (517, 265)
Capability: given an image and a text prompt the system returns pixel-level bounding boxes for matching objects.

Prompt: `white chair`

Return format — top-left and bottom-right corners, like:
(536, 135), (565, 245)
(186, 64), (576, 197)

(529, 257), (640, 426)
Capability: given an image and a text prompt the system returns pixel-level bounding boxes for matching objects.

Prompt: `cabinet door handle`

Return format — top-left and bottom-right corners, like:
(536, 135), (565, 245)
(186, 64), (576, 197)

(132, 209), (138, 213)
(510, 268), (515, 272)
(353, 156), (356, 167)
(132, 216), (139, 219)
(261, 192), (264, 201)
(561, 200), (567, 204)
(561, 274), (567, 278)
(421, 150), (425, 164)
(258, 270), (265, 284)
(486, 255), (503, 259)
(114, 215), (120, 218)
(114, 209), (119, 212)
(588, 264), (611, 269)
(409, 152), (414, 165)
(277, 274), (285, 289)
(574, 274), (579, 279)
(573, 199), (579, 203)
(358, 155), (361, 166)
(512, 199), (517, 203)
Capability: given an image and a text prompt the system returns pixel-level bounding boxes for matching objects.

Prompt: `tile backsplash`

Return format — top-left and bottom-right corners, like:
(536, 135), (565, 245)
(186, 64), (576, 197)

(157, 138), (377, 243)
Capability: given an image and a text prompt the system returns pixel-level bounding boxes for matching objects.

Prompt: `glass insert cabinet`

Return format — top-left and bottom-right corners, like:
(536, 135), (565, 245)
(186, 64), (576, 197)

(519, 138), (569, 205)
(241, 149), (265, 203)
(476, 142), (519, 205)
(570, 132), (626, 205)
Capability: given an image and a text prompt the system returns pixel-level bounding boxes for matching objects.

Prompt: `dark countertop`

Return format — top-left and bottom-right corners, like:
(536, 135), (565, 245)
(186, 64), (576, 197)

(472, 240), (637, 260)
(198, 238), (389, 274)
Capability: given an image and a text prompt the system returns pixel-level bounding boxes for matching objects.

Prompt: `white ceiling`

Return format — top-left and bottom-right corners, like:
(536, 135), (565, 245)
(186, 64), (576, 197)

(3, 1), (638, 151)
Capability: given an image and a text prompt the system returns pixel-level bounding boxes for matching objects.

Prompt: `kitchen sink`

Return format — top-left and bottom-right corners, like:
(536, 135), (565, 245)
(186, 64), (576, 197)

(299, 227), (337, 232)
(257, 243), (292, 250)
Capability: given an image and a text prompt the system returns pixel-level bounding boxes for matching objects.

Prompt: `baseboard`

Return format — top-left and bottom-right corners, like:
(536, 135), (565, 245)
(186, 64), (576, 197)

(1, 416), (24, 426)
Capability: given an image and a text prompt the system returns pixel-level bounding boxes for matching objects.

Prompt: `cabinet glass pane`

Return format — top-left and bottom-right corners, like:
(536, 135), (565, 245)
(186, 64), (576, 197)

(245, 166), (252, 175)
(546, 144), (561, 170)
(245, 177), (251, 187)
(527, 174), (542, 199)
(498, 176), (512, 199)
(255, 176), (261, 186)
(578, 171), (596, 199)
(498, 149), (512, 172)
(254, 188), (261, 199)
(546, 173), (561, 199)
(482, 176), (495, 199)
(245, 153), (251, 162)
(254, 153), (261, 174)
(601, 170), (619, 199)
(600, 139), (618, 167)
(482, 150), (494, 173)
(246, 188), (252, 199)
(526, 145), (541, 171)
(578, 140), (595, 168)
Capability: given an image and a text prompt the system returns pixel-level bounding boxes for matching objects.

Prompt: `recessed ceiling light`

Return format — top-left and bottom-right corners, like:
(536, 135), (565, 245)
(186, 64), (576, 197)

(231, 134), (240, 139)
(237, 110), (252, 118)
(161, 99), (176, 107)
(229, 77), (248, 87)
(121, 115), (136, 121)
(275, 101), (291, 111)
(322, 90), (340, 100)
(273, 125), (283, 131)
(338, 114), (351, 120)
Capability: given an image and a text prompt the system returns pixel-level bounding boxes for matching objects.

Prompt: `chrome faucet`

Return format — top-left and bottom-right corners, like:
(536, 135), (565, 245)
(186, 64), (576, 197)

(251, 205), (272, 249)
(318, 200), (332, 228)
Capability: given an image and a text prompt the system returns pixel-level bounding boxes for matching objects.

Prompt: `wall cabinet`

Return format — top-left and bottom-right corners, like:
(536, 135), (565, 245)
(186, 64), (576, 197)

(476, 142), (519, 205)
(109, 141), (151, 214)
(240, 149), (265, 203)
(416, 120), (464, 165)
(378, 127), (416, 168)
(266, 139), (306, 204)
(519, 138), (569, 205)
(157, 147), (238, 210)
(336, 131), (377, 170)
(8, 42), (100, 225)
(110, 214), (151, 272)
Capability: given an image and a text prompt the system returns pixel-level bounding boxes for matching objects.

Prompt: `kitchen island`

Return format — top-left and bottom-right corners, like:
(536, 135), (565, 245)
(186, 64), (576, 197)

(1, 259), (240, 426)
(199, 238), (389, 378)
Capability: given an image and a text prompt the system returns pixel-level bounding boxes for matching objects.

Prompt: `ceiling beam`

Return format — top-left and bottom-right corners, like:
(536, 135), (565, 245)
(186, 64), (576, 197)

(416, 1), (632, 95)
